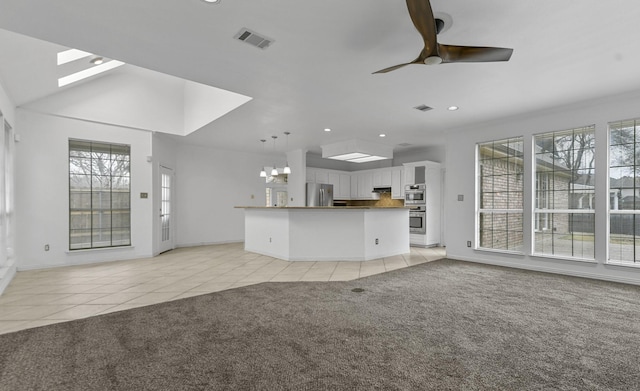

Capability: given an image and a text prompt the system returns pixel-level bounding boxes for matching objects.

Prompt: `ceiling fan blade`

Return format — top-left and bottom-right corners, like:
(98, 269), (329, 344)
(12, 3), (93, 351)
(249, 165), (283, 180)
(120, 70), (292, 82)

(406, 0), (438, 58)
(372, 62), (414, 74)
(439, 44), (513, 63)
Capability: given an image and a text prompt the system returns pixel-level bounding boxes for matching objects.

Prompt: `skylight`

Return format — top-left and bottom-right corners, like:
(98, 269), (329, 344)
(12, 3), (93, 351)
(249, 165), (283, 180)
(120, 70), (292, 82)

(57, 49), (125, 87)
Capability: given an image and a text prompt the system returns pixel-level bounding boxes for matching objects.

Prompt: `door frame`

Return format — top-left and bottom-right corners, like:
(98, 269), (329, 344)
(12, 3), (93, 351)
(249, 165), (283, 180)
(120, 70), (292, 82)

(158, 165), (175, 254)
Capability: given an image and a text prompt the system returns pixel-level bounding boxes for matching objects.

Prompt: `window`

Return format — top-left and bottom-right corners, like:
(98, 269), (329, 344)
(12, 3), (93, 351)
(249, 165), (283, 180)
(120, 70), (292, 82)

(477, 137), (524, 252)
(609, 118), (640, 263)
(533, 126), (595, 259)
(69, 140), (131, 250)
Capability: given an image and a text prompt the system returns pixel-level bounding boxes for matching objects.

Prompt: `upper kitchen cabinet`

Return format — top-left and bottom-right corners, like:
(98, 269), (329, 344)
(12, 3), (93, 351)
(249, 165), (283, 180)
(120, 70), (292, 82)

(403, 161), (440, 186)
(391, 167), (403, 199)
(306, 167), (328, 183)
(328, 171), (351, 199)
(338, 173), (351, 199)
(307, 167), (350, 199)
(372, 169), (392, 187)
(350, 175), (358, 199)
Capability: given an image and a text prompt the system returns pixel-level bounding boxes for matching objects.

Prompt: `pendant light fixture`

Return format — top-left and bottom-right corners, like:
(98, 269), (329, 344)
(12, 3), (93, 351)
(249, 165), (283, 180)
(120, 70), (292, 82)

(259, 139), (267, 177)
(283, 131), (292, 174)
(271, 136), (279, 176)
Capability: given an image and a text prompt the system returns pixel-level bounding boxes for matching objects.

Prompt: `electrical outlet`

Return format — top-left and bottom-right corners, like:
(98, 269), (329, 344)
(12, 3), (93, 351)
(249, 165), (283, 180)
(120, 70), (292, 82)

(44, 244), (50, 251)
(375, 238), (379, 245)
(467, 241), (472, 248)
(458, 194), (464, 201)
(269, 237), (272, 243)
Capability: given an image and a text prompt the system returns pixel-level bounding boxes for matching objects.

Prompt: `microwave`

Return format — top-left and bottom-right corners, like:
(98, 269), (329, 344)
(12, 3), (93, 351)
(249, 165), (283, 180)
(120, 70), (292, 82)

(405, 184), (426, 205)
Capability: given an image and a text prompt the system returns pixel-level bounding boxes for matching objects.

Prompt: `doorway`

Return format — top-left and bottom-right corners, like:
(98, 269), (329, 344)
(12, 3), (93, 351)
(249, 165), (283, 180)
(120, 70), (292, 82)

(159, 166), (174, 253)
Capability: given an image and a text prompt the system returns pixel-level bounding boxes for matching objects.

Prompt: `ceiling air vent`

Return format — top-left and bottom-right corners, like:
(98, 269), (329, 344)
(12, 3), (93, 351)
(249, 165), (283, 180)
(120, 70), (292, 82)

(234, 28), (274, 49)
(414, 105), (433, 112)
(397, 143), (413, 148)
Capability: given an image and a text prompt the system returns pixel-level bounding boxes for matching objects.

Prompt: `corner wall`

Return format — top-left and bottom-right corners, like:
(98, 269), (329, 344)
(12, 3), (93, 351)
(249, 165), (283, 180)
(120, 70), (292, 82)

(445, 90), (640, 285)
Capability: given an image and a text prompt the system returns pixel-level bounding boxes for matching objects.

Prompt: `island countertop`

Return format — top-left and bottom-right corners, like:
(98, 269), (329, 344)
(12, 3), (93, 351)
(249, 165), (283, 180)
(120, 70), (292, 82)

(235, 206), (410, 209)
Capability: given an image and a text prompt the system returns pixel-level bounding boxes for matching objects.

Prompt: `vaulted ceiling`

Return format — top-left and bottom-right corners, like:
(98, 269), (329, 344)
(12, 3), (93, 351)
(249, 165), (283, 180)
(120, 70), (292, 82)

(0, 0), (639, 156)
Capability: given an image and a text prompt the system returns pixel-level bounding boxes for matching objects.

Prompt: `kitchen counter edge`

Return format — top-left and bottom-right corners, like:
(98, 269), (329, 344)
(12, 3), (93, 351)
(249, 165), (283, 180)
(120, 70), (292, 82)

(235, 206), (410, 209)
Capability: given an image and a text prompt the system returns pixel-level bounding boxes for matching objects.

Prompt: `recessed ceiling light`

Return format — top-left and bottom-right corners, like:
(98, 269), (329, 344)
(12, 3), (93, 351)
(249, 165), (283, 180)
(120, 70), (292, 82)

(90, 57), (104, 65)
(379, 134), (386, 137)
(324, 128), (331, 132)
(202, 0), (220, 3)
(448, 106), (459, 111)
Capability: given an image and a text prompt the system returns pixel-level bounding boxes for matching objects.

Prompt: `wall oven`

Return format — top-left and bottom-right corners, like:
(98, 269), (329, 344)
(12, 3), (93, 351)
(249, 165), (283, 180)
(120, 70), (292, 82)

(405, 184), (426, 205)
(409, 207), (426, 235)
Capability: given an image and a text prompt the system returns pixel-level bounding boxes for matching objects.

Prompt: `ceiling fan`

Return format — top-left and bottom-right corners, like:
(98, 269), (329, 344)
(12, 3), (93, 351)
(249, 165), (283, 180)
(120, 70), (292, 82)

(373, 0), (513, 74)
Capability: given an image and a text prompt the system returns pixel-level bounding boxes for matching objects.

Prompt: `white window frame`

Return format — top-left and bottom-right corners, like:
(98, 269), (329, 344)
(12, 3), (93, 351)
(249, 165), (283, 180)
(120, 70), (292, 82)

(608, 118), (640, 266)
(475, 137), (524, 254)
(532, 126), (596, 261)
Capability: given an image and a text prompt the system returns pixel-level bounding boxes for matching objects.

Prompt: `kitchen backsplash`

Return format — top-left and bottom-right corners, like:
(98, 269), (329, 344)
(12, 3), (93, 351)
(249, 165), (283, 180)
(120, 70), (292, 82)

(339, 193), (404, 207)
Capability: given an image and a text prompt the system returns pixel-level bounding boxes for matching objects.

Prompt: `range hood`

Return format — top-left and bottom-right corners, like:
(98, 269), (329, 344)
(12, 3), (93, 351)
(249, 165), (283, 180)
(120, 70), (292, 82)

(372, 186), (392, 193)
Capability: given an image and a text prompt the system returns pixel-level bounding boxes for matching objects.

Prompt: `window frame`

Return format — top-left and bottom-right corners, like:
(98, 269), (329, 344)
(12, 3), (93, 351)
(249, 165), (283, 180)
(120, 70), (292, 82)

(475, 136), (525, 254)
(607, 118), (640, 266)
(532, 125), (596, 261)
(68, 139), (131, 251)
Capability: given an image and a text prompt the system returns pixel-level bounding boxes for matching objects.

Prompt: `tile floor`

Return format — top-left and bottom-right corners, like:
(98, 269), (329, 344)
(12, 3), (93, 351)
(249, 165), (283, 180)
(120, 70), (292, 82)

(0, 243), (446, 335)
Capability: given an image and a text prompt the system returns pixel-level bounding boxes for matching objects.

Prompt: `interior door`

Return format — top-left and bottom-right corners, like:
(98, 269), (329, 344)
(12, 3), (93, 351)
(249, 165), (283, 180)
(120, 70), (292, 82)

(159, 166), (174, 253)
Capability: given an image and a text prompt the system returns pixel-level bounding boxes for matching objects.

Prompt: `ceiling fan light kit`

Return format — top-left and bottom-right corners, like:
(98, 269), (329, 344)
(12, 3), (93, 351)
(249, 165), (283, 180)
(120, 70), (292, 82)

(424, 56), (442, 65)
(373, 0), (513, 74)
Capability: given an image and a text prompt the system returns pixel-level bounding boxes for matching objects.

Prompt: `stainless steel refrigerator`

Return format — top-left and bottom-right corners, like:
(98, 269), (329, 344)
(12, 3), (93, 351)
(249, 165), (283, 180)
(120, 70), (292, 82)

(306, 183), (334, 206)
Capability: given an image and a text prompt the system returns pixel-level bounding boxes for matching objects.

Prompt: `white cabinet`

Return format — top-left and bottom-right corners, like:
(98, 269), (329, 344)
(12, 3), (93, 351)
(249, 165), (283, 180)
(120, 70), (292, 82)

(373, 169), (392, 187)
(328, 171), (350, 199)
(391, 167), (403, 199)
(357, 171), (374, 199)
(350, 175), (358, 199)
(308, 168), (350, 199)
(339, 173), (351, 199)
(307, 166), (404, 200)
(315, 170), (329, 184)
(404, 165), (415, 186)
(328, 171), (339, 191)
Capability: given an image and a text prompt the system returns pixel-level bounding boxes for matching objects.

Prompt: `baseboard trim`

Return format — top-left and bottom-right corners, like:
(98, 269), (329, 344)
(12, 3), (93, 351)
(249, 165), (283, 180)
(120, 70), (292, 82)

(450, 255), (640, 286)
(175, 240), (243, 249)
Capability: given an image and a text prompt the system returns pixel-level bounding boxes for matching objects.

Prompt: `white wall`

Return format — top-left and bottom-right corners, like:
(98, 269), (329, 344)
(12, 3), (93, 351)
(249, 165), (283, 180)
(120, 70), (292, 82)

(0, 79), (14, 125)
(174, 143), (273, 247)
(15, 109), (154, 269)
(445, 89), (640, 285)
(0, 79), (16, 294)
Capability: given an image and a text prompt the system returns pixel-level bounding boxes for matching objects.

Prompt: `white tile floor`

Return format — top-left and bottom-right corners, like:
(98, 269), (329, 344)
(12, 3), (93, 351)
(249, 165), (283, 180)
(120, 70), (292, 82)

(0, 243), (446, 335)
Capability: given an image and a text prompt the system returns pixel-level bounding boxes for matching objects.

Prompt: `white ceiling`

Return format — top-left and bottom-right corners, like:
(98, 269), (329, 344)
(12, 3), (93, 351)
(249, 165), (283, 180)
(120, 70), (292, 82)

(0, 0), (639, 156)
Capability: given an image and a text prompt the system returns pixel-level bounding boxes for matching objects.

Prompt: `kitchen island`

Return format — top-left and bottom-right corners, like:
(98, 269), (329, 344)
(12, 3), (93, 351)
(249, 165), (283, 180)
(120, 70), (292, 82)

(236, 206), (409, 261)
